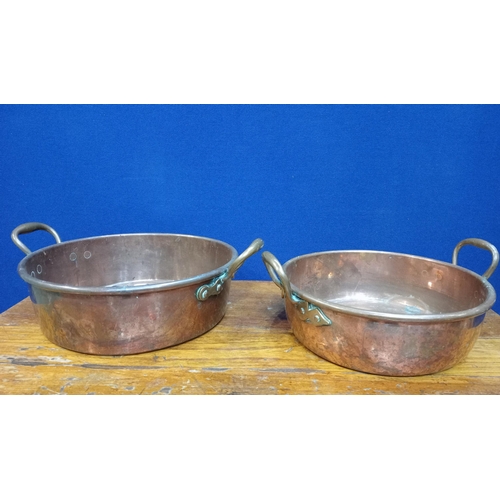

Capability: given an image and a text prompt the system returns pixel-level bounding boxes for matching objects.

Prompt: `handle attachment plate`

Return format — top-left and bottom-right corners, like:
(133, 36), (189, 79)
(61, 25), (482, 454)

(196, 238), (264, 301)
(262, 251), (331, 326)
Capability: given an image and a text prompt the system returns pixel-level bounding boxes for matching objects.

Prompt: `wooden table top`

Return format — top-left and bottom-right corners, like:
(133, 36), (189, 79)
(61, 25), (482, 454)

(1, 280), (500, 395)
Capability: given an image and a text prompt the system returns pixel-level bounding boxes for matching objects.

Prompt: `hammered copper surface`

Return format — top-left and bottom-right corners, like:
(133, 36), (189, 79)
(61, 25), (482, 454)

(286, 299), (483, 376)
(15, 231), (260, 355)
(263, 246), (496, 376)
(31, 282), (230, 355)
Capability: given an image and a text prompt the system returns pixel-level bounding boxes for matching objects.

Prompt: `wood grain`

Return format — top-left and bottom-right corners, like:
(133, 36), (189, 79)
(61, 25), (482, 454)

(1, 281), (500, 394)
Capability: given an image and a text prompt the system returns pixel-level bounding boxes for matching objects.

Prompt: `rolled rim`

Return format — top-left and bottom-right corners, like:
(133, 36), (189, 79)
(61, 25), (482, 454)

(17, 233), (238, 295)
(283, 249), (497, 323)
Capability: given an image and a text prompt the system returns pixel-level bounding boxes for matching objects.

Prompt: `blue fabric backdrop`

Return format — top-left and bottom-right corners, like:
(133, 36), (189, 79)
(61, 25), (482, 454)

(1, 104), (499, 312)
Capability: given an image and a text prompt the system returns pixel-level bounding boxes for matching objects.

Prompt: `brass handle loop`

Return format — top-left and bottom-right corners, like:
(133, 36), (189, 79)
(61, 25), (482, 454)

(262, 251), (292, 299)
(452, 238), (499, 279)
(11, 222), (62, 255)
(226, 238), (264, 279)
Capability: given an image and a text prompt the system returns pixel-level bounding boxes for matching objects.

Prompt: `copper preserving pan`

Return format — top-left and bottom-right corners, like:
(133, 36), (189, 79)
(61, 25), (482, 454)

(12, 222), (263, 355)
(262, 239), (498, 376)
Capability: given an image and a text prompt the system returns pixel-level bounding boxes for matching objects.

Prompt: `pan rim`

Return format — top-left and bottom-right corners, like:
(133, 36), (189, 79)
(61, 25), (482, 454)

(17, 232), (238, 295)
(283, 249), (496, 323)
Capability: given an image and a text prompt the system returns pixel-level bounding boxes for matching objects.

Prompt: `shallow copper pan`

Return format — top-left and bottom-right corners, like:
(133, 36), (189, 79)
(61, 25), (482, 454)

(12, 222), (263, 355)
(263, 239), (498, 376)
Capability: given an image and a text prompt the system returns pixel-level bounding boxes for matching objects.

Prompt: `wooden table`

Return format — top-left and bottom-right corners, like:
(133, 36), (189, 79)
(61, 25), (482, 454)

(1, 281), (500, 395)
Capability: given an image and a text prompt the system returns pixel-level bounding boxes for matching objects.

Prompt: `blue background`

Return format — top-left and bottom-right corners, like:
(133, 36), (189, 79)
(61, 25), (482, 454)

(1, 105), (499, 313)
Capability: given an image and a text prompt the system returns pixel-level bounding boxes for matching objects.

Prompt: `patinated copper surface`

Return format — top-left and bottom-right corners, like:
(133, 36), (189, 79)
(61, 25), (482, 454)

(263, 242), (497, 376)
(286, 299), (484, 376)
(31, 282), (230, 355)
(13, 225), (263, 355)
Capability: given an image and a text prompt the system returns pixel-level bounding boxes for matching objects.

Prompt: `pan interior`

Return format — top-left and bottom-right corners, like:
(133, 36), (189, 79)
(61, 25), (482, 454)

(21, 234), (235, 289)
(285, 251), (489, 316)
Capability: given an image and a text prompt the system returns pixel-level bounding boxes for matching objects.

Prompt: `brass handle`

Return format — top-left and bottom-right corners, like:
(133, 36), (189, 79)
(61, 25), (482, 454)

(262, 251), (292, 299)
(226, 238), (264, 279)
(196, 238), (264, 301)
(11, 222), (62, 255)
(262, 251), (331, 326)
(452, 238), (499, 279)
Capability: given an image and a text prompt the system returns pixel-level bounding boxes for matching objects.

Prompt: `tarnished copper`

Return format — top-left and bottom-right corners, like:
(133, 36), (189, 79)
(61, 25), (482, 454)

(263, 239), (498, 376)
(12, 223), (263, 355)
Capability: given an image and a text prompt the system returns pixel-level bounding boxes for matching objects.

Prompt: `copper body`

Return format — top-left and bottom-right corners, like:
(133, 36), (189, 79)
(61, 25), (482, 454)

(286, 299), (484, 376)
(14, 227), (262, 355)
(31, 282), (230, 355)
(263, 244), (497, 376)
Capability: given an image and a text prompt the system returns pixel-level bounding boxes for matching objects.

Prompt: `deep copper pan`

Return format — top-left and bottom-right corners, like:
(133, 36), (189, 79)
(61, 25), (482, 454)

(12, 222), (263, 355)
(263, 239), (498, 376)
